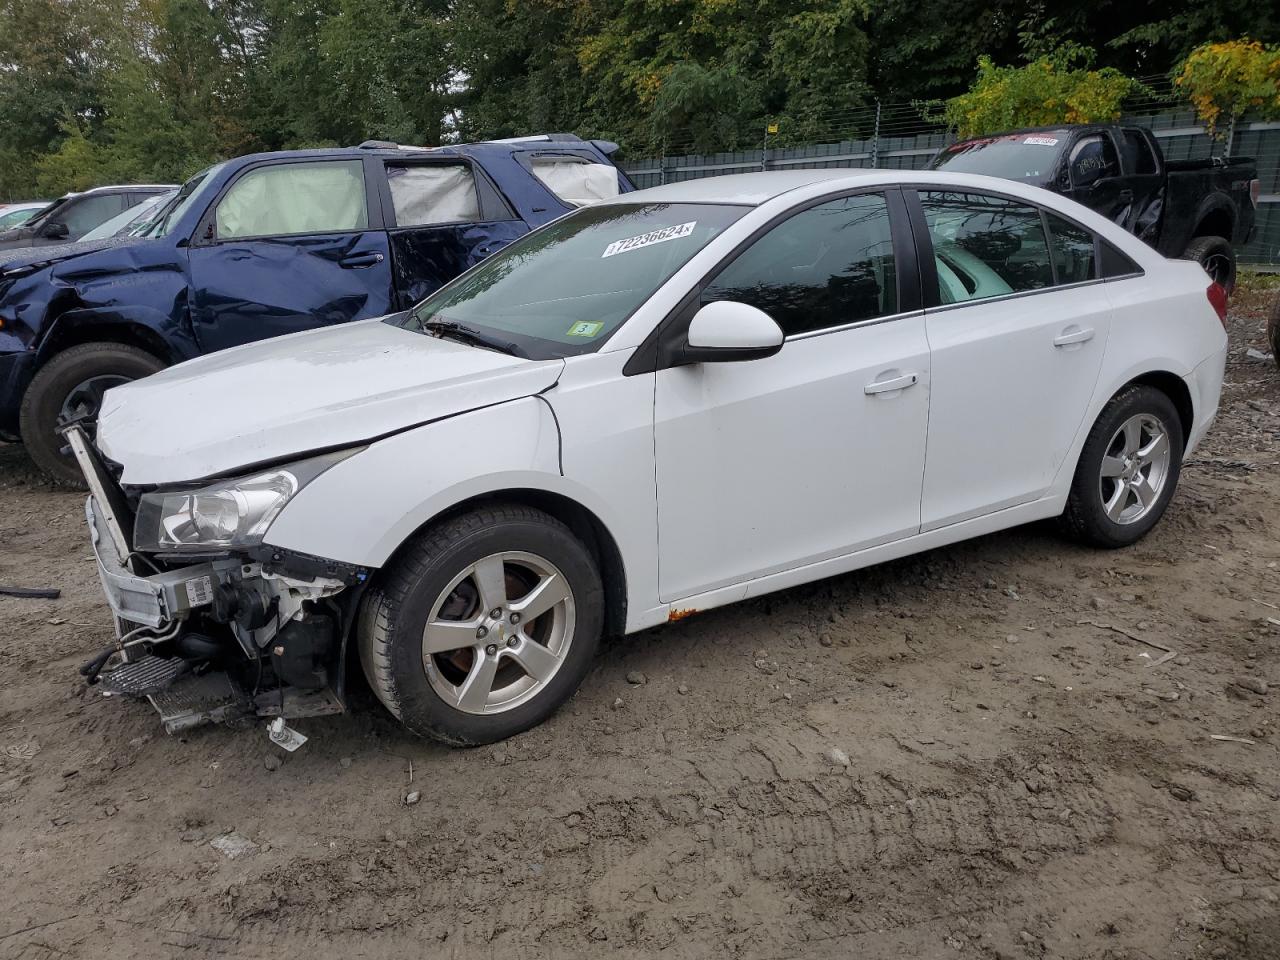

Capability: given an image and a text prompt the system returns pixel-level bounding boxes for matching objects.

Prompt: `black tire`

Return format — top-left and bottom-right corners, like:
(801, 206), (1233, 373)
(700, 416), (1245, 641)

(1181, 235), (1236, 294)
(1061, 385), (1184, 549)
(357, 503), (604, 745)
(19, 342), (165, 486)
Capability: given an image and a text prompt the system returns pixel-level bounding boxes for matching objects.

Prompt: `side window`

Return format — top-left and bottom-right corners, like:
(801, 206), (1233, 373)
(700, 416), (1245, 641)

(919, 191), (1052, 304)
(216, 160), (368, 239)
(1119, 130), (1157, 175)
(1068, 135), (1119, 188)
(58, 194), (127, 237)
(386, 163), (480, 226)
(530, 157), (621, 206)
(1045, 213), (1097, 285)
(701, 193), (897, 336)
(1101, 241), (1142, 279)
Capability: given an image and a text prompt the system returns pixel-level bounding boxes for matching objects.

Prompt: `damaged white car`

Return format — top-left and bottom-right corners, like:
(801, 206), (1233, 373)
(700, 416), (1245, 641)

(72, 170), (1228, 745)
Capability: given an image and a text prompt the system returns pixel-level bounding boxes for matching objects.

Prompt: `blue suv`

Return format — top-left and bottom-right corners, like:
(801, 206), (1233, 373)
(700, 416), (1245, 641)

(0, 135), (631, 482)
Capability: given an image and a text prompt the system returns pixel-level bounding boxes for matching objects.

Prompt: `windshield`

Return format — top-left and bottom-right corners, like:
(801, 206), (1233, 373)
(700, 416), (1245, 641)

(143, 163), (226, 238)
(80, 191), (176, 241)
(930, 134), (1066, 182)
(394, 202), (748, 359)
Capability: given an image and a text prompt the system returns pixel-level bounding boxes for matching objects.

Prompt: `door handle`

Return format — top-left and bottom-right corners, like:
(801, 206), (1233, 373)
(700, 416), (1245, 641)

(864, 372), (919, 395)
(1053, 327), (1095, 347)
(339, 252), (385, 269)
(1118, 189), (1134, 203)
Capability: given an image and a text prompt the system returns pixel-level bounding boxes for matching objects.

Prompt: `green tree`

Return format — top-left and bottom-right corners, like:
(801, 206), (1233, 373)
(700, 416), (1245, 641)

(942, 47), (1144, 138)
(1175, 39), (1280, 142)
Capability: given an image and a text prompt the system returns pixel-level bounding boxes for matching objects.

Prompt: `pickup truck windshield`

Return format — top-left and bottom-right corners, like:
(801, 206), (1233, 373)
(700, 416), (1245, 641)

(396, 202), (748, 359)
(930, 134), (1065, 182)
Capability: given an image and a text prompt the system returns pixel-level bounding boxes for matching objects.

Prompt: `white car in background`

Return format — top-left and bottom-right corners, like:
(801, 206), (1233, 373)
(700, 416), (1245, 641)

(72, 169), (1227, 746)
(0, 201), (50, 230)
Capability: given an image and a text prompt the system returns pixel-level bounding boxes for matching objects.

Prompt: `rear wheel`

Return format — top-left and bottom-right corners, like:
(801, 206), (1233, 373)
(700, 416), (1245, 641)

(1061, 385), (1184, 548)
(358, 503), (604, 745)
(1181, 235), (1236, 294)
(19, 342), (166, 486)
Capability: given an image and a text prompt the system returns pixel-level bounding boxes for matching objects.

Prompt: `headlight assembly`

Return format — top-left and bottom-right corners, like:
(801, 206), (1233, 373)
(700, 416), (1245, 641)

(134, 449), (357, 554)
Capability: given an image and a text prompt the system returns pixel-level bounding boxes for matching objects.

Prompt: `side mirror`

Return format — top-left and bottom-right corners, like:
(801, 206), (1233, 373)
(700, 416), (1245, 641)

(683, 300), (784, 364)
(43, 221), (69, 240)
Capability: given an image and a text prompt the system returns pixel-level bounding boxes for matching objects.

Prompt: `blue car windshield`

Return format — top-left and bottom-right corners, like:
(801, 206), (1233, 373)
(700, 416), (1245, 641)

(394, 202), (748, 360)
(143, 163), (227, 238)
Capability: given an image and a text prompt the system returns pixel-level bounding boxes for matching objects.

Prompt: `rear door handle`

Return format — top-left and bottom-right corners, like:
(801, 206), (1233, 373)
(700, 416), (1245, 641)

(864, 372), (919, 395)
(339, 252), (385, 269)
(1053, 327), (1095, 347)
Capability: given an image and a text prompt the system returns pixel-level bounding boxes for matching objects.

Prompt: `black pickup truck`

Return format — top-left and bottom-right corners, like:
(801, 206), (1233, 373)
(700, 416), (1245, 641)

(930, 124), (1260, 291)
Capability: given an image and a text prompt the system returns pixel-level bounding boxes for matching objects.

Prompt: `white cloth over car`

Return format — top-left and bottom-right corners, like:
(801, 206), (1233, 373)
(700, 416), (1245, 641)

(216, 160), (368, 238)
(530, 159), (620, 206)
(387, 165), (480, 225)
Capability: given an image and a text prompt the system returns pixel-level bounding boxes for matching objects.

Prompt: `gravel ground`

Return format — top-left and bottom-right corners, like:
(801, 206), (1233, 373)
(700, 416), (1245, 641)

(1, 281), (1278, 960)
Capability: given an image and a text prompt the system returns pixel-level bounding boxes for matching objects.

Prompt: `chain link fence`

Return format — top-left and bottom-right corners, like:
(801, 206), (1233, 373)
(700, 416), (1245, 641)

(620, 87), (1280, 269)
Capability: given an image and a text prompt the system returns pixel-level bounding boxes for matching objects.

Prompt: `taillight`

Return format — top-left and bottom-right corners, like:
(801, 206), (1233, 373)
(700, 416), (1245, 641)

(1250, 179), (1262, 209)
(1206, 282), (1229, 329)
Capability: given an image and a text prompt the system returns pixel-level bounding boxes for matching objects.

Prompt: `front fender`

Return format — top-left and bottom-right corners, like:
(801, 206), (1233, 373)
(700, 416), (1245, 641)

(36, 303), (196, 365)
(264, 397), (567, 567)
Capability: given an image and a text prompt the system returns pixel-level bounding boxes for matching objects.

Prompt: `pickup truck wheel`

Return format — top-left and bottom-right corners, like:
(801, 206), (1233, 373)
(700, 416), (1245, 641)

(19, 342), (165, 486)
(1181, 235), (1236, 294)
(1061, 385), (1184, 549)
(357, 503), (604, 745)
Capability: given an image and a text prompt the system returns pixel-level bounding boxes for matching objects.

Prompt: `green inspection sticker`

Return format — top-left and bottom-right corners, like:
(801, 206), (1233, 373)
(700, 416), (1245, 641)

(566, 321), (604, 337)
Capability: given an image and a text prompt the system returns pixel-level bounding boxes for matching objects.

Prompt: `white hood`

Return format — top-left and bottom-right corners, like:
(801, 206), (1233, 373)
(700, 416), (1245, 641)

(97, 318), (563, 484)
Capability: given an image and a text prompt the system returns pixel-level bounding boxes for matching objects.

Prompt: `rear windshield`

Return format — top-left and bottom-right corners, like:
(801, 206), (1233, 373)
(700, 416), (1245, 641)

(394, 202), (748, 359)
(930, 134), (1066, 182)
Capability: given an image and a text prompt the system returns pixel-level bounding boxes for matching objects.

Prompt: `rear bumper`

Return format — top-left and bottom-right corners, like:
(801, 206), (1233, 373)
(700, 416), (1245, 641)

(1183, 347), (1227, 457)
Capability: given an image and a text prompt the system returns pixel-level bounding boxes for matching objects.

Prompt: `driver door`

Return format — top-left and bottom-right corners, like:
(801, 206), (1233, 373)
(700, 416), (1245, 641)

(653, 190), (930, 601)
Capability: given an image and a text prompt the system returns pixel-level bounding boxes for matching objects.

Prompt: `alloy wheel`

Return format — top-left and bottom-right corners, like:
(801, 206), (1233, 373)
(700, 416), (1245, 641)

(1098, 413), (1171, 525)
(421, 551), (576, 714)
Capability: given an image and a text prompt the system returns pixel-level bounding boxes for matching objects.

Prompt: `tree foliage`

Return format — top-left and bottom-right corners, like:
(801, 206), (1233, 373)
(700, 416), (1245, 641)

(941, 47), (1145, 138)
(0, 0), (1277, 199)
(1175, 39), (1280, 137)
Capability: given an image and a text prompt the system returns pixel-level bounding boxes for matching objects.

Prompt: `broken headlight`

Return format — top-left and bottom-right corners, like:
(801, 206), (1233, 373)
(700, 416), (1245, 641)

(134, 449), (356, 554)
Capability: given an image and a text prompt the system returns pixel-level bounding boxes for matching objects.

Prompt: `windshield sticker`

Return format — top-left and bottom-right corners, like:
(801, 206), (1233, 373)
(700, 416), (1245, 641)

(1024, 136), (1060, 146)
(602, 221), (697, 258)
(566, 320), (604, 337)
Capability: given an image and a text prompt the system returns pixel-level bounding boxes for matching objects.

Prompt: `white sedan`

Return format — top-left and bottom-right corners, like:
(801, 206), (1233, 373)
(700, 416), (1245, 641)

(75, 169), (1227, 745)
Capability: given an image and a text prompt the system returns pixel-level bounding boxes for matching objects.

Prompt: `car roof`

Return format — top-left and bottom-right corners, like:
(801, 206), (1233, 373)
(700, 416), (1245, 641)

(224, 134), (613, 168)
(607, 168), (1070, 207)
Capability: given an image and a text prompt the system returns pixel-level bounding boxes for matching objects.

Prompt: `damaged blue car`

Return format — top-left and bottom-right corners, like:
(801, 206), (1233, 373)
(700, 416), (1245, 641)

(0, 135), (631, 483)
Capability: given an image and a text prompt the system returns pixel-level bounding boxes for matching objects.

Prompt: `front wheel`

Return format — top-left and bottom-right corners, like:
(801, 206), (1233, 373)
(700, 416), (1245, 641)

(1181, 235), (1236, 295)
(19, 342), (166, 486)
(358, 504), (604, 745)
(1061, 385), (1184, 548)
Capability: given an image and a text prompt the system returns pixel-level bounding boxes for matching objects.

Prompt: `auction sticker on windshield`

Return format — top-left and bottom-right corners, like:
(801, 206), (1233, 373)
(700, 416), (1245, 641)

(602, 221), (697, 258)
(567, 321), (604, 337)
(1024, 136), (1059, 146)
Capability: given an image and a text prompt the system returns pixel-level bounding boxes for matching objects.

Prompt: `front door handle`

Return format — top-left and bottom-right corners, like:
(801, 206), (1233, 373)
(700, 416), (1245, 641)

(1118, 188), (1134, 203)
(1053, 327), (1095, 348)
(864, 372), (919, 396)
(339, 252), (385, 269)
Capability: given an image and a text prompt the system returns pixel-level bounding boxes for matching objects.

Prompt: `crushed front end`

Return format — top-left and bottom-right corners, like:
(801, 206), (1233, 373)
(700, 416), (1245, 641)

(69, 425), (369, 735)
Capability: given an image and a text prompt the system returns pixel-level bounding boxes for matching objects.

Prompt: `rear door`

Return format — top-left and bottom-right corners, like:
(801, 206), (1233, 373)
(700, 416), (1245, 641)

(376, 158), (528, 310)
(1116, 128), (1165, 244)
(187, 157), (393, 354)
(910, 189), (1112, 529)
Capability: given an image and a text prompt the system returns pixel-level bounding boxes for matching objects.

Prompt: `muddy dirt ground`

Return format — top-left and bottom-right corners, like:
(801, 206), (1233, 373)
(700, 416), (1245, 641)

(2, 283), (1278, 960)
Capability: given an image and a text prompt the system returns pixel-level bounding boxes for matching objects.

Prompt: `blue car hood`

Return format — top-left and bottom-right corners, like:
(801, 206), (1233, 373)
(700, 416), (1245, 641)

(0, 237), (139, 275)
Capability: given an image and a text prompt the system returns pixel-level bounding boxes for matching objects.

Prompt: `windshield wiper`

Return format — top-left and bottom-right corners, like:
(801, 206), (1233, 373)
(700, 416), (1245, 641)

(422, 319), (524, 357)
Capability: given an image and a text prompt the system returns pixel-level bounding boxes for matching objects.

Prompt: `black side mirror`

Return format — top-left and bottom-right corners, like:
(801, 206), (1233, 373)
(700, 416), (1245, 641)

(43, 221), (69, 240)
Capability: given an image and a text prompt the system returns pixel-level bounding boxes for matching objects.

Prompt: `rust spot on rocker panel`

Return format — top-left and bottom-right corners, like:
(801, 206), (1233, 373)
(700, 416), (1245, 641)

(668, 607), (698, 622)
